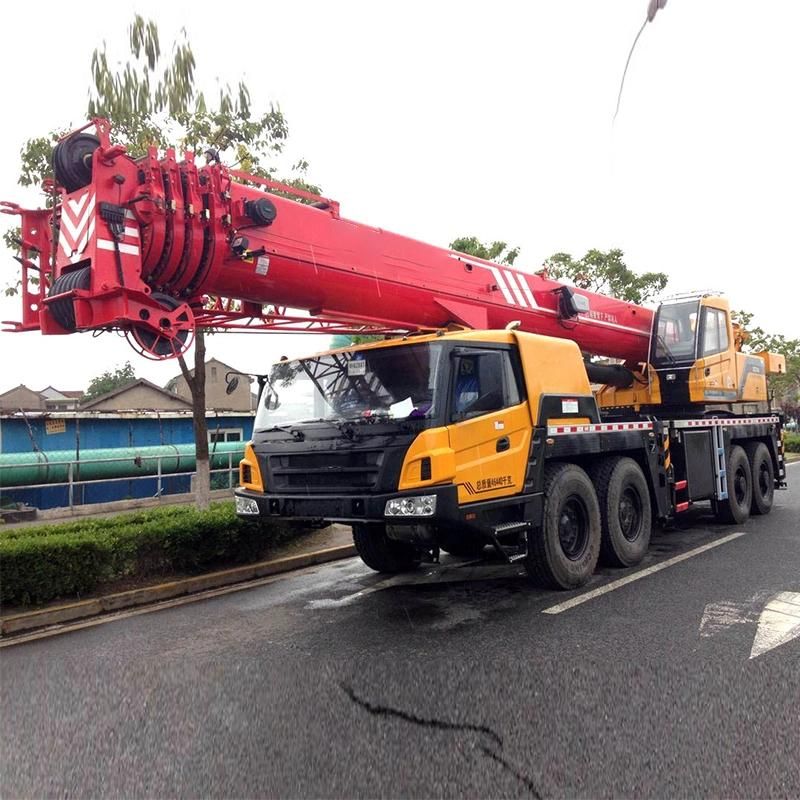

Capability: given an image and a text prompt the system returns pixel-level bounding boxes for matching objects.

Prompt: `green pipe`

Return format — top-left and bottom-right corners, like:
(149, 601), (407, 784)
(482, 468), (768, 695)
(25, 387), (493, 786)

(0, 442), (245, 488)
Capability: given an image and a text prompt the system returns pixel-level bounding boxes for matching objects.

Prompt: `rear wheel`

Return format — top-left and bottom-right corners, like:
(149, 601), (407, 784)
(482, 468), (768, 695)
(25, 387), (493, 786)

(591, 457), (652, 567)
(353, 523), (421, 573)
(713, 445), (752, 524)
(744, 441), (774, 516)
(525, 463), (601, 589)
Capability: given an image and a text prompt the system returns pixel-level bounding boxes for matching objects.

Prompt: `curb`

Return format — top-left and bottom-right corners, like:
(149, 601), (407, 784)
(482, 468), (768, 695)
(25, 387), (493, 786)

(0, 544), (357, 638)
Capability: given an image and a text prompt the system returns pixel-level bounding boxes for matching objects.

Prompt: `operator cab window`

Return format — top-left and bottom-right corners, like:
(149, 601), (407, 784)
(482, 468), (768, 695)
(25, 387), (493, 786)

(701, 307), (729, 357)
(652, 300), (700, 365)
(451, 348), (521, 421)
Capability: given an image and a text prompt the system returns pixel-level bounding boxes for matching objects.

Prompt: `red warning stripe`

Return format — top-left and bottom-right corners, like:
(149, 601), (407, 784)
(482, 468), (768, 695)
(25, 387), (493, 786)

(671, 416), (779, 429)
(547, 421), (654, 436)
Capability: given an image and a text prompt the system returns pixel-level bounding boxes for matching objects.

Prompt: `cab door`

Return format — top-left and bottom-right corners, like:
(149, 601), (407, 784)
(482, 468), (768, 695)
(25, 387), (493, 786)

(693, 306), (736, 403)
(446, 346), (531, 505)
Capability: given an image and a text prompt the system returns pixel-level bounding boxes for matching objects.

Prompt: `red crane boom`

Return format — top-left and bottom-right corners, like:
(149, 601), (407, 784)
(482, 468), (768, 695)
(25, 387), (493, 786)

(2, 120), (652, 362)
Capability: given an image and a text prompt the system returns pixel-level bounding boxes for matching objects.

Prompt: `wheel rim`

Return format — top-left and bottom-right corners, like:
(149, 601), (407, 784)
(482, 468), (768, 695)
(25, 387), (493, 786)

(757, 461), (771, 497)
(618, 486), (643, 542)
(558, 497), (589, 561)
(734, 465), (749, 505)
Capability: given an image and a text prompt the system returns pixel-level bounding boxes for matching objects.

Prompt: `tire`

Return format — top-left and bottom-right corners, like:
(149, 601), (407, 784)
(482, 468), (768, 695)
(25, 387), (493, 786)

(713, 445), (752, 524)
(438, 531), (485, 558)
(48, 266), (91, 330)
(353, 523), (421, 574)
(525, 463), (601, 589)
(590, 457), (652, 568)
(52, 133), (99, 193)
(744, 441), (774, 516)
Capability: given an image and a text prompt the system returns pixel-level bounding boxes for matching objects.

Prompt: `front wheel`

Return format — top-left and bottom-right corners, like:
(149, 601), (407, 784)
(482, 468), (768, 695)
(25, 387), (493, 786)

(353, 524), (421, 573)
(525, 463), (601, 589)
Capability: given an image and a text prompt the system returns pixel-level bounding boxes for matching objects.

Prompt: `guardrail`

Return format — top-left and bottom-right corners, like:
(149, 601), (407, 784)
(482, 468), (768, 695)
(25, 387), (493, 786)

(0, 451), (240, 510)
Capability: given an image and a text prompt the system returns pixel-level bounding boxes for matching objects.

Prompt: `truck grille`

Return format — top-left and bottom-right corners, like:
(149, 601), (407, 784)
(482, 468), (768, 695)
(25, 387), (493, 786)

(267, 450), (384, 494)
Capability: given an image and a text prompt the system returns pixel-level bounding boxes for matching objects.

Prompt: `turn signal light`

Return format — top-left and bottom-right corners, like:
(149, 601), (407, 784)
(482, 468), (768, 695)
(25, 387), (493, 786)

(239, 443), (264, 492)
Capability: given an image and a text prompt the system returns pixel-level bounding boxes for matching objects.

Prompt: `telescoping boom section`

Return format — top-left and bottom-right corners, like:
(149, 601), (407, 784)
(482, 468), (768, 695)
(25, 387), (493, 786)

(2, 120), (651, 361)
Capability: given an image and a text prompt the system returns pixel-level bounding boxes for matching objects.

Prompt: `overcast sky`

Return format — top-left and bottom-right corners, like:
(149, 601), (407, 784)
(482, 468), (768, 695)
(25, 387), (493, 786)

(1, 1), (797, 393)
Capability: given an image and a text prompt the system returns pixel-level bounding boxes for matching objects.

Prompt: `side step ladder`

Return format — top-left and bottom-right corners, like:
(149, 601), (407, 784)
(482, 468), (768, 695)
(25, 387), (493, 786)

(489, 521), (530, 563)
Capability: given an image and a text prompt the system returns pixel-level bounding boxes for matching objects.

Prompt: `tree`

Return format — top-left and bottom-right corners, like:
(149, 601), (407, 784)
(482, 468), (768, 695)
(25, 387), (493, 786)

(732, 310), (800, 414)
(12, 16), (317, 509)
(329, 334), (383, 349)
(82, 362), (137, 401)
(449, 236), (520, 267)
(541, 248), (668, 305)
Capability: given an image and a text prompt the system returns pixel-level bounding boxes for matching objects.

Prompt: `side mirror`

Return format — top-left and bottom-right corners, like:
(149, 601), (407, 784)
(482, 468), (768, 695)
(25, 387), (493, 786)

(557, 286), (590, 318)
(264, 390), (281, 411)
(225, 375), (240, 395)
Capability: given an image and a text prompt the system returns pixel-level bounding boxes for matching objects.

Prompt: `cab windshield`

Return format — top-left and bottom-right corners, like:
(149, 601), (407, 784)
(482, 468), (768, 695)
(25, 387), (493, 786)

(255, 342), (444, 430)
(652, 300), (700, 365)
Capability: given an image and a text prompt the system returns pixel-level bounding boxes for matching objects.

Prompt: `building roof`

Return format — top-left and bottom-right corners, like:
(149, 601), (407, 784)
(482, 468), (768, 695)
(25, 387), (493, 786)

(80, 378), (192, 410)
(167, 356), (246, 384)
(38, 386), (83, 400)
(0, 383), (34, 400)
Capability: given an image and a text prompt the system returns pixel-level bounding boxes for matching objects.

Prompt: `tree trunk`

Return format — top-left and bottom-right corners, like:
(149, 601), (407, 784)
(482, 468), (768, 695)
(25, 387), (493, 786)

(178, 329), (210, 510)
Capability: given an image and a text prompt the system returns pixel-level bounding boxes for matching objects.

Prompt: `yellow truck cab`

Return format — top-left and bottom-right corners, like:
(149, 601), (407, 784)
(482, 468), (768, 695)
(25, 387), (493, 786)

(236, 328), (786, 590)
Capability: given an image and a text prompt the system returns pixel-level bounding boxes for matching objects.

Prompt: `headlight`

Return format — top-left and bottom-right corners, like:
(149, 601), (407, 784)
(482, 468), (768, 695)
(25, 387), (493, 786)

(384, 495), (437, 517)
(236, 496), (260, 515)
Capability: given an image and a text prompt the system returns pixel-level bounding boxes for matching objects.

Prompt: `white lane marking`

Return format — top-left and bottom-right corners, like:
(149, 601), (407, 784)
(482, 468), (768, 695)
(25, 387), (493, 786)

(750, 591), (800, 659)
(785, 460), (800, 468)
(542, 532), (747, 614)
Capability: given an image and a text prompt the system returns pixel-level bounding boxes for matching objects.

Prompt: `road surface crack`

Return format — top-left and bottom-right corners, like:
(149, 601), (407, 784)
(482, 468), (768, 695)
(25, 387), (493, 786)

(479, 744), (542, 798)
(342, 683), (542, 797)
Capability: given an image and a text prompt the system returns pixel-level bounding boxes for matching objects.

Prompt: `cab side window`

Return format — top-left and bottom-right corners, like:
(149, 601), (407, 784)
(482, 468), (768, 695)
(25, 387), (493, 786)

(702, 308), (729, 357)
(451, 349), (522, 420)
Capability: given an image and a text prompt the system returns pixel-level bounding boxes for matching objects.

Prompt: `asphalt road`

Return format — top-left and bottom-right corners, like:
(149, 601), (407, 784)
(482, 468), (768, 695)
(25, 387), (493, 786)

(3, 466), (799, 798)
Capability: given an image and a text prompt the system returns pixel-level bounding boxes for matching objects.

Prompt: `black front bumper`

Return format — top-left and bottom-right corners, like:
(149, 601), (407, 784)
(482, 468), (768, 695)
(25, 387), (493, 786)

(235, 484), (461, 525)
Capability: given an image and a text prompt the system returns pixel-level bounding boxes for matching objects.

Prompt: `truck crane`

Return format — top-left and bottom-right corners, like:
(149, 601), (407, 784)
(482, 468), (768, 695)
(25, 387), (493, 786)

(2, 121), (788, 589)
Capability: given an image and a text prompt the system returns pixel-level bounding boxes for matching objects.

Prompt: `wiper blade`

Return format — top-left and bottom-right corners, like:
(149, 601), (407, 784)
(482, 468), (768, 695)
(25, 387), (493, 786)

(264, 424), (305, 442)
(654, 333), (678, 366)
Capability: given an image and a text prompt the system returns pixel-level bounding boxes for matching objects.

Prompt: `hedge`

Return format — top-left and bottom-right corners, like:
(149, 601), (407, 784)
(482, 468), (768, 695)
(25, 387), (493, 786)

(0, 502), (297, 607)
(786, 432), (800, 453)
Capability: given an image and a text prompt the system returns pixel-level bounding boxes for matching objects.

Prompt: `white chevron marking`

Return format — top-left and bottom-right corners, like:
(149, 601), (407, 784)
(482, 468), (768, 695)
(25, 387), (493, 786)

(66, 192), (89, 217)
(487, 265), (515, 305)
(504, 271), (528, 307)
(60, 194), (96, 242)
(516, 273), (539, 308)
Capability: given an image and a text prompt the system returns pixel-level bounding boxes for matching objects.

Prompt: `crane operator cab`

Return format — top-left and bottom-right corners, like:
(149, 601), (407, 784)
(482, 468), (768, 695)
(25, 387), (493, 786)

(596, 294), (785, 415)
(648, 294), (783, 413)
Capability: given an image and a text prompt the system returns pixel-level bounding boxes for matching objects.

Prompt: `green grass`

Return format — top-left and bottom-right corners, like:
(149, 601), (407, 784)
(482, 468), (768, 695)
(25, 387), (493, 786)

(785, 432), (800, 453)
